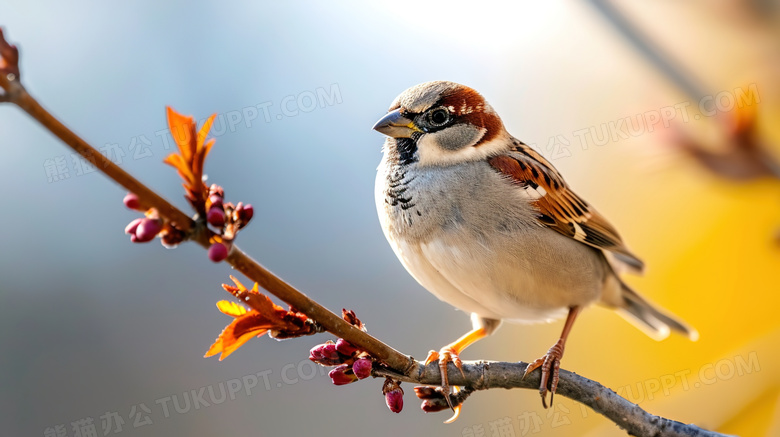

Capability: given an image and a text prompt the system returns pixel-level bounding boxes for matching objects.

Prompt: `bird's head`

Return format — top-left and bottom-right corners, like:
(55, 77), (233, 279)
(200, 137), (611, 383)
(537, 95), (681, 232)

(373, 81), (509, 167)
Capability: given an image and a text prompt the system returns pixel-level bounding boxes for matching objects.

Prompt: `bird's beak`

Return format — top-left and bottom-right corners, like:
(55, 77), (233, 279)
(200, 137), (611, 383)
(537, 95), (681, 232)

(372, 109), (420, 138)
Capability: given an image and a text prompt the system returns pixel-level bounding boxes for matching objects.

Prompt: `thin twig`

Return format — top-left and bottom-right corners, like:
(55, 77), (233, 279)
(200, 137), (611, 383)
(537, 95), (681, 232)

(0, 50), (415, 376)
(225, 248), (414, 371)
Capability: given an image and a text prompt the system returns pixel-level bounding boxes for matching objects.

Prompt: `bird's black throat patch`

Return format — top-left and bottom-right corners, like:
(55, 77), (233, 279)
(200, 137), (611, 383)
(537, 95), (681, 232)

(390, 137), (418, 166)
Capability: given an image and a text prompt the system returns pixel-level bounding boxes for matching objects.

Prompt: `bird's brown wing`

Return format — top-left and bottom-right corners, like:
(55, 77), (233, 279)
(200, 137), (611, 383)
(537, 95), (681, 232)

(488, 141), (644, 274)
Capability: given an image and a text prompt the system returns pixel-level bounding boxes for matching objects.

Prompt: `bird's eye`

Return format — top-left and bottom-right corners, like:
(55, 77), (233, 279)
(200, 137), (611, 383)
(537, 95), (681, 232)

(426, 108), (450, 127)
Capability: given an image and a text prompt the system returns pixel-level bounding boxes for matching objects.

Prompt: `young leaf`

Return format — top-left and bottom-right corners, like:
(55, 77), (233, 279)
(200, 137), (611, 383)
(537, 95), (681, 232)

(205, 277), (320, 360)
(163, 107), (217, 214)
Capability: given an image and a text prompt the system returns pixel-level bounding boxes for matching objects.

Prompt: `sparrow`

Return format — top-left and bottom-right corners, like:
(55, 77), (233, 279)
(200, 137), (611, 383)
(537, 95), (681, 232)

(372, 81), (697, 414)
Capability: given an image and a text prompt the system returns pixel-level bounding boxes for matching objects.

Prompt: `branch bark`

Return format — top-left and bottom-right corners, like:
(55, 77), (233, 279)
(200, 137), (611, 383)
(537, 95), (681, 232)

(0, 29), (729, 437)
(377, 362), (726, 437)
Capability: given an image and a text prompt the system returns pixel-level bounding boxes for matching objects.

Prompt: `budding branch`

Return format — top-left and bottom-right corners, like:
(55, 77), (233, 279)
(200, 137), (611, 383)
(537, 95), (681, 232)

(0, 29), (727, 437)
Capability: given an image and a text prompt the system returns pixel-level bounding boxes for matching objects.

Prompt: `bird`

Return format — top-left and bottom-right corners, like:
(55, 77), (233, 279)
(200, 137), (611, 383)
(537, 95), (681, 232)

(372, 81), (697, 415)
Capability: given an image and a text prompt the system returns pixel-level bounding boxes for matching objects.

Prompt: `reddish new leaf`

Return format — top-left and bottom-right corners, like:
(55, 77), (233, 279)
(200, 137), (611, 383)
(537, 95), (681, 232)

(0, 28), (20, 80)
(204, 310), (272, 361)
(163, 107), (217, 214)
(205, 276), (320, 360)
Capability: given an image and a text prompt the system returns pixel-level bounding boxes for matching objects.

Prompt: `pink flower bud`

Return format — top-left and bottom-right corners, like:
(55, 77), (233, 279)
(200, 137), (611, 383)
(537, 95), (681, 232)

(385, 388), (404, 413)
(125, 218), (143, 235)
(309, 342), (333, 360)
(238, 203), (254, 223)
(412, 386), (439, 399)
(134, 218), (162, 242)
(207, 206), (225, 227)
(414, 386), (450, 412)
(309, 344), (325, 361)
(123, 193), (141, 210)
(335, 339), (358, 357)
(309, 342), (342, 366)
(329, 364), (357, 386)
(420, 399), (448, 413)
(352, 358), (372, 379)
(208, 194), (223, 209)
(322, 343), (340, 359)
(208, 242), (228, 262)
(208, 184), (224, 198)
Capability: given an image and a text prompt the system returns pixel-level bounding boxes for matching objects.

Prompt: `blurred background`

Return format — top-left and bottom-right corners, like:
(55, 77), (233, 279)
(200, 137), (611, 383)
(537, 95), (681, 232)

(1, 1), (779, 436)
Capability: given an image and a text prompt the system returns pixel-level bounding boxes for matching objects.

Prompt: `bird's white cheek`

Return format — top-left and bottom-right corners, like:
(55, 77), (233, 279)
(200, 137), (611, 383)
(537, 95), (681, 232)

(416, 129), (481, 166)
(417, 129), (511, 167)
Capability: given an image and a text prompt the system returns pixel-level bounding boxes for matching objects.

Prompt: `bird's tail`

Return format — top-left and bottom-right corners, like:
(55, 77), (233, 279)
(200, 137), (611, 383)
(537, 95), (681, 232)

(617, 283), (699, 341)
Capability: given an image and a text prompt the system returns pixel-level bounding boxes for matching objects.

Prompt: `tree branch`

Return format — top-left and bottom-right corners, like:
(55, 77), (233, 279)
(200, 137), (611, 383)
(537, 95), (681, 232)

(0, 49), (413, 374)
(0, 28), (729, 437)
(376, 362), (727, 437)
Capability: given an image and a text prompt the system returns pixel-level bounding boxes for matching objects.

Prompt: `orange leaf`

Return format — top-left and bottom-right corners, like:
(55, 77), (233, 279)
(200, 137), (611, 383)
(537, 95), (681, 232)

(203, 138), (215, 160)
(197, 114), (216, 154)
(162, 154), (194, 185)
(204, 312), (273, 360)
(163, 107), (218, 214)
(166, 107), (195, 162)
(216, 300), (248, 317)
(222, 276), (288, 321)
(207, 277), (317, 359)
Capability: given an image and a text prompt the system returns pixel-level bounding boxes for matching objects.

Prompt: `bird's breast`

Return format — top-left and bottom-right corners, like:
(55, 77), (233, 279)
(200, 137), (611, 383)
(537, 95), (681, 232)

(376, 159), (539, 240)
(375, 158), (606, 322)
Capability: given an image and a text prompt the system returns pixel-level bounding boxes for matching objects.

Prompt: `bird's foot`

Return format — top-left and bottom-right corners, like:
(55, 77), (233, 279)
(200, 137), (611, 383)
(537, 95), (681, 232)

(425, 346), (466, 415)
(522, 339), (565, 408)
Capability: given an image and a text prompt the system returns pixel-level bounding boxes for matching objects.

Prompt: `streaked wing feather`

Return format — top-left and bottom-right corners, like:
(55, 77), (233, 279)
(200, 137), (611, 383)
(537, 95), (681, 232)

(488, 142), (644, 273)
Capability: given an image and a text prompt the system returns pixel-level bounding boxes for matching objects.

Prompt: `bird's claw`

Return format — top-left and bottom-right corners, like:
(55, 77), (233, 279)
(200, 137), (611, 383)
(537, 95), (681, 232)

(522, 340), (565, 408)
(424, 346), (465, 412)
